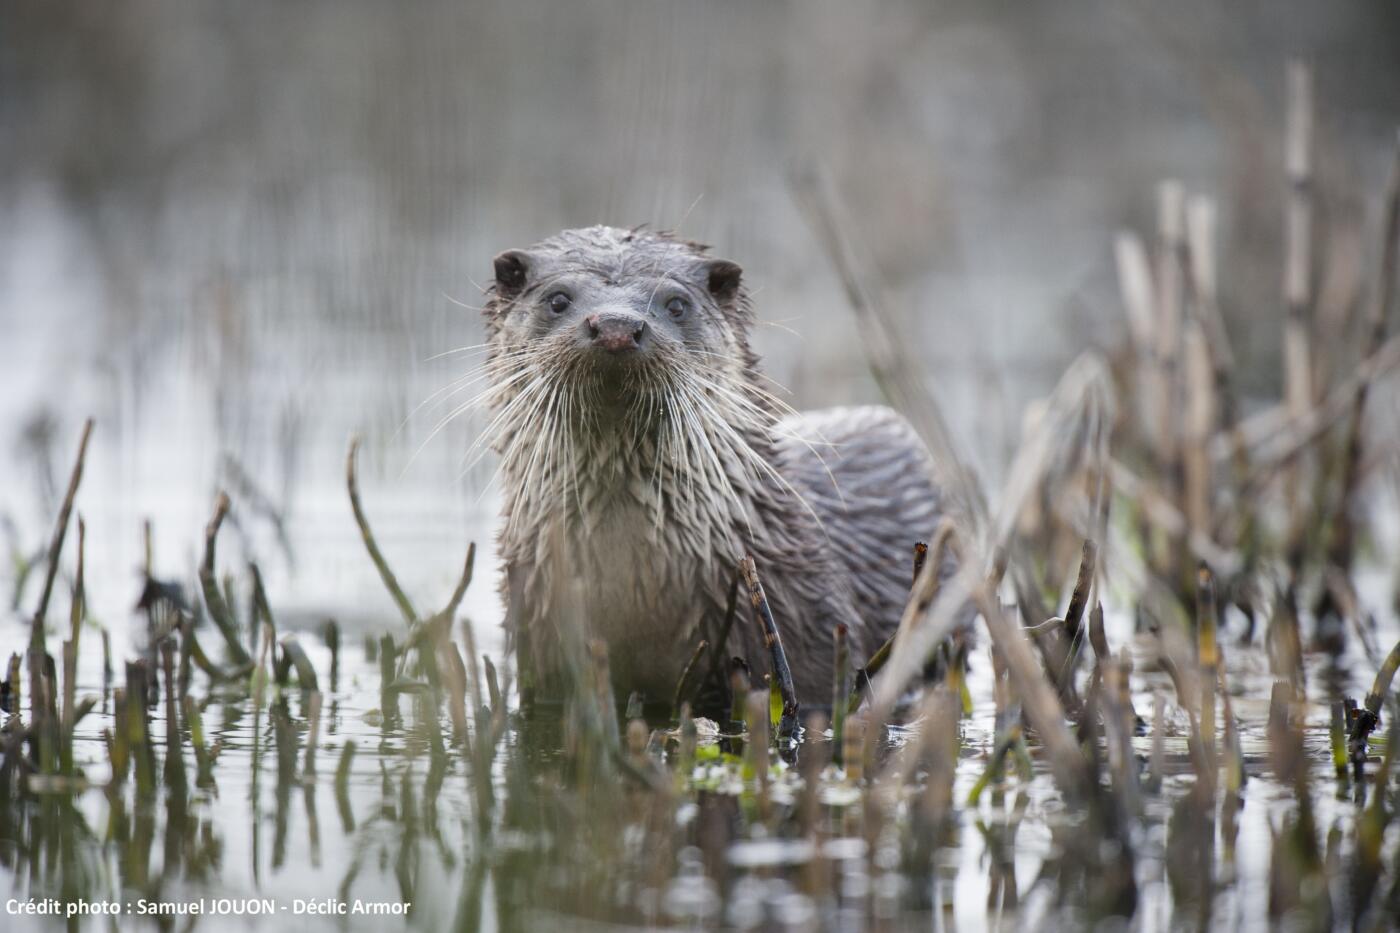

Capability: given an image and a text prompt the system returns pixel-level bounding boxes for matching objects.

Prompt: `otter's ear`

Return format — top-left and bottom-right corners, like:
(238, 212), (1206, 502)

(706, 259), (743, 302)
(492, 249), (533, 297)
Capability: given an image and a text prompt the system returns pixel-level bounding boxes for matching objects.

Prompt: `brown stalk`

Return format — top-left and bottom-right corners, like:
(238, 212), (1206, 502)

(1280, 62), (1317, 575)
(976, 586), (1089, 803)
(439, 541), (476, 622)
(1327, 131), (1400, 572)
(789, 168), (983, 526)
(198, 493), (253, 667)
(852, 521), (958, 715)
(30, 417), (93, 654)
(346, 436), (420, 627)
(1053, 539), (1097, 699)
(671, 639), (709, 719)
(738, 555), (798, 738)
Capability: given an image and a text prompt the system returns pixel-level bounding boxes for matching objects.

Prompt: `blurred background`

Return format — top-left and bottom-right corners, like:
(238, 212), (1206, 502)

(2, 0), (1399, 647)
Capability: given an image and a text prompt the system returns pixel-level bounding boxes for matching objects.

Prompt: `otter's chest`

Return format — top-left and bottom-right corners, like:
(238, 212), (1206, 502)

(516, 487), (736, 700)
(567, 498), (712, 635)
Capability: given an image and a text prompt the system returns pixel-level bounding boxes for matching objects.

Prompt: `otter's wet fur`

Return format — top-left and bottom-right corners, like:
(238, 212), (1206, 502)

(480, 225), (954, 708)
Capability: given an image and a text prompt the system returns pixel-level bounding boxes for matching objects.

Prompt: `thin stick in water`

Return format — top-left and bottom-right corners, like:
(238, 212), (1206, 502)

(738, 555), (799, 738)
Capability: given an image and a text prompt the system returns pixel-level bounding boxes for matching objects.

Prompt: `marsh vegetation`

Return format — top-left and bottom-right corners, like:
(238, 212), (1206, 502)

(2, 33), (1400, 933)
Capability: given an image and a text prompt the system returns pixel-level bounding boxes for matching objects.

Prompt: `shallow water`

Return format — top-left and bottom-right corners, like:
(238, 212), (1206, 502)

(2, 559), (1395, 931)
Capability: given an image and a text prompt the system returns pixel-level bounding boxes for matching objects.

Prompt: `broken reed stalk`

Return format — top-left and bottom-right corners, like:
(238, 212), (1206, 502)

(1330, 700), (1351, 781)
(1328, 131), (1400, 572)
(1053, 539), (1097, 699)
(160, 639), (186, 788)
(1182, 304), (1215, 544)
(1283, 61), (1316, 440)
(831, 624), (849, 763)
(279, 635), (320, 692)
(346, 436), (419, 627)
(4, 653), (20, 714)
(1197, 563), (1219, 786)
(1216, 664), (1245, 795)
(1101, 656), (1140, 818)
(69, 517), (85, 651)
(181, 695), (214, 787)
(967, 723), (1024, 805)
(744, 690), (772, 815)
(1115, 230), (1158, 431)
(738, 555), (799, 738)
(789, 168), (984, 527)
(125, 660), (155, 797)
(442, 541), (476, 621)
(304, 690), (322, 776)
(462, 619), (485, 713)
(442, 640), (470, 745)
(483, 655), (505, 737)
(1185, 194), (1254, 561)
(249, 561), (277, 642)
(728, 660), (750, 732)
(324, 620), (341, 691)
(198, 494), (253, 667)
(704, 566), (742, 691)
(1281, 62), (1318, 576)
(852, 525), (957, 715)
(59, 518), (87, 774)
(1150, 181), (1185, 537)
(1349, 637), (1400, 774)
(30, 417), (93, 654)
(671, 640), (708, 719)
(976, 588), (1089, 803)
(911, 540), (929, 586)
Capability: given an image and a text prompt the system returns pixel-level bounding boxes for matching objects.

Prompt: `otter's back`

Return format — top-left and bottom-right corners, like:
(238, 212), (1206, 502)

(774, 405), (949, 641)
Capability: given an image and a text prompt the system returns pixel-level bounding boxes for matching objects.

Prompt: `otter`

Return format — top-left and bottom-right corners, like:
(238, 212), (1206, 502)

(480, 225), (953, 709)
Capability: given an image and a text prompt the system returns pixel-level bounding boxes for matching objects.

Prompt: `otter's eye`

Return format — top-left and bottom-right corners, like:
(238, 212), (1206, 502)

(546, 292), (572, 314)
(665, 296), (690, 320)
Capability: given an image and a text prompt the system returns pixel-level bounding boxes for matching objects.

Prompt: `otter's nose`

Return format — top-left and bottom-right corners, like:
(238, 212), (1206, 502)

(585, 312), (647, 353)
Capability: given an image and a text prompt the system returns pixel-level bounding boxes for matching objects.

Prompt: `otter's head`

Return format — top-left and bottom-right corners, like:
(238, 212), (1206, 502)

(478, 226), (784, 521)
(483, 225), (752, 402)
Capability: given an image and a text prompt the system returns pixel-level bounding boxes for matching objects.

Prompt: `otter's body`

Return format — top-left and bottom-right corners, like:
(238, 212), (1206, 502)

(480, 226), (952, 706)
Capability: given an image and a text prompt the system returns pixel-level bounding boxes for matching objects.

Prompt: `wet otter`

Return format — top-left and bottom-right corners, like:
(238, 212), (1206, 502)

(481, 226), (953, 708)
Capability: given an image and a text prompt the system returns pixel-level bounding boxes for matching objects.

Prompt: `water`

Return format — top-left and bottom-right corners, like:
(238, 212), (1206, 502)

(2, 558), (1395, 930)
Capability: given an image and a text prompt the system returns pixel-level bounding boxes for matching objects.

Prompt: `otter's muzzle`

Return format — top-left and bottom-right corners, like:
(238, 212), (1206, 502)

(584, 312), (647, 354)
